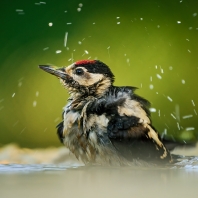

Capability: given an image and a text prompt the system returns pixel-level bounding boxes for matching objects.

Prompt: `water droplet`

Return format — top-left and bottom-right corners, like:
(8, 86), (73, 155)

(18, 82), (22, 87)
(56, 50), (62, 54)
(149, 84), (154, 89)
(48, 22), (53, 26)
(186, 127), (195, 131)
(171, 113), (176, 119)
(33, 101), (37, 107)
(167, 96), (173, 102)
(169, 66), (173, 70)
(64, 32), (68, 47)
(182, 115), (193, 119)
(43, 47), (49, 51)
(20, 127), (26, 134)
(77, 8), (81, 12)
(16, 9), (24, 12)
(177, 122), (180, 130)
(149, 108), (156, 112)
(156, 74), (162, 79)
(175, 104), (180, 121)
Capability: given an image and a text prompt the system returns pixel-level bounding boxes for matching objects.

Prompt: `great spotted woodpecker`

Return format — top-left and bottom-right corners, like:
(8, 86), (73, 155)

(39, 60), (172, 165)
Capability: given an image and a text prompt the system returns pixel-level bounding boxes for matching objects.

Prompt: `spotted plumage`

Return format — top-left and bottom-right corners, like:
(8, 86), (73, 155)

(39, 60), (172, 165)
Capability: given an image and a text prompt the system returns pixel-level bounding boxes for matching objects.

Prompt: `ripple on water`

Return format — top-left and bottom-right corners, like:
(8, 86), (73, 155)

(0, 156), (198, 174)
(0, 164), (82, 174)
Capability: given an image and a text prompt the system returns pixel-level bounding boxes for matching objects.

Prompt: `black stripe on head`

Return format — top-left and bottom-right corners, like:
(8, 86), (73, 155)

(75, 60), (115, 82)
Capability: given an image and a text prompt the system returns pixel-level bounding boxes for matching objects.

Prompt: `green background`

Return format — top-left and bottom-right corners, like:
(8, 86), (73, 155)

(1, 0), (198, 148)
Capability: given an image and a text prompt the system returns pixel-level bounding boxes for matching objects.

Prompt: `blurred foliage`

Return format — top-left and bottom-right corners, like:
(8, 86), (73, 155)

(0, 0), (198, 148)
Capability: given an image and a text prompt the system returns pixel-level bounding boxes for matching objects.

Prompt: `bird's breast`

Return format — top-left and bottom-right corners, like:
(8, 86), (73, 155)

(63, 110), (80, 136)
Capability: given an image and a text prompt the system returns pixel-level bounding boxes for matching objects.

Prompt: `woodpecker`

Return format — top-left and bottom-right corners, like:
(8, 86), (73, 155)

(39, 60), (172, 165)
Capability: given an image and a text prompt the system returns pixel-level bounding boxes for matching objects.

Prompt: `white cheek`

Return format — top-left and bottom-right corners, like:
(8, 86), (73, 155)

(73, 74), (83, 82)
(89, 73), (103, 82)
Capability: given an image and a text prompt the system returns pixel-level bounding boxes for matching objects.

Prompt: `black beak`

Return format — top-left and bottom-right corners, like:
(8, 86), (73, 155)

(39, 65), (68, 80)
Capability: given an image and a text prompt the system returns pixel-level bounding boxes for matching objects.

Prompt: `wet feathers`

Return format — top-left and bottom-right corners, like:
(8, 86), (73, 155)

(39, 60), (172, 165)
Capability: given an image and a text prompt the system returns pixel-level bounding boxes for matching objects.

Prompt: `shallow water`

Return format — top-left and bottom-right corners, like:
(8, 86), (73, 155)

(1, 163), (198, 198)
(1, 145), (198, 198)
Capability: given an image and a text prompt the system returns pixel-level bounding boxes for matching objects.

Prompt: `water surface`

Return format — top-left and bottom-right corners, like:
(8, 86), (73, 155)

(1, 154), (198, 198)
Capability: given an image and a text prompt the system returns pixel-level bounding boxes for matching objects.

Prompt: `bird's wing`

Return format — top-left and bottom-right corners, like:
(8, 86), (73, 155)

(104, 87), (172, 163)
(56, 121), (64, 143)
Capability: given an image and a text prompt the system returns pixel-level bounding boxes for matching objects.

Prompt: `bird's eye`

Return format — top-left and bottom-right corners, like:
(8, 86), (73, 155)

(75, 68), (84, 75)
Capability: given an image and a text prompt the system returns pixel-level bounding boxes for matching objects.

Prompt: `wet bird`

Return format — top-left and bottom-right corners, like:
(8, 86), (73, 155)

(39, 60), (172, 165)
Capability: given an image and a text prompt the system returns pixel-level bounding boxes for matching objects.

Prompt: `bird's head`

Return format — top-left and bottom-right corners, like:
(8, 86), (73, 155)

(39, 60), (114, 98)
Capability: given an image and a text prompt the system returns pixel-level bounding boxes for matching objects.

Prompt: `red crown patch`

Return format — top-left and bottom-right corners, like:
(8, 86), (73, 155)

(75, 60), (96, 65)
